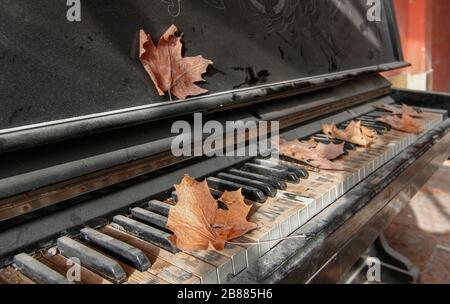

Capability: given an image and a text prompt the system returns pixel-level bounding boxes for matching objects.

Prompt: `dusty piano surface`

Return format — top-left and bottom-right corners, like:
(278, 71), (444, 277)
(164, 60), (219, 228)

(1, 0), (450, 284)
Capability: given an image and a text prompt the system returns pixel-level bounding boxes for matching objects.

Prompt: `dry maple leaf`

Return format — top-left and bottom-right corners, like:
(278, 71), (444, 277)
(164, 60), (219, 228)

(215, 191), (258, 241)
(166, 175), (221, 251)
(315, 142), (346, 160)
(322, 121), (376, 147)
(377, 113), (422, 134)
(166, 175), (256, 251)
(374, 104), (422, 117)
(139, 25), (213, 100)
(279, 138), (345, 170)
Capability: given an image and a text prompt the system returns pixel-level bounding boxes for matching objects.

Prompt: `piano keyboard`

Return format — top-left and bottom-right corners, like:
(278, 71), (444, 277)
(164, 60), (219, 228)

(0, 107), (444, 285)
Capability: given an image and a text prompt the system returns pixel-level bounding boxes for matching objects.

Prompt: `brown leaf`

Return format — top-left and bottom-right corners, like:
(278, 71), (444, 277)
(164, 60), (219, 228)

(166, 175), (256, 251)
(374, 103), (422, 117)
(166, 175), (222, 251)
(377, 113), (422, 134)
(322, 121), (376, 147)
(279, 138), (345, 170)
(315, 142), (345, 160)
(139, 25), (213, 100)
(215, 190), (258, 242)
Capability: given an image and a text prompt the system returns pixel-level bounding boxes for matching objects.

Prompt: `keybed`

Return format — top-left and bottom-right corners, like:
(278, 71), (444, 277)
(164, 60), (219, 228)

(0, 108), (444, 284)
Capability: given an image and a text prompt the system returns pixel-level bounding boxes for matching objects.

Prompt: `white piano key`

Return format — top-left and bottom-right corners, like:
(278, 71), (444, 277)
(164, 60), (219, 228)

(190, 250), (234, 284)
(299, 207), (309, 226)
(216, 244), (248, 277)
(289, 212), (300, 234)
(336, 180), (344, 198)
(330, 186), (338, 204)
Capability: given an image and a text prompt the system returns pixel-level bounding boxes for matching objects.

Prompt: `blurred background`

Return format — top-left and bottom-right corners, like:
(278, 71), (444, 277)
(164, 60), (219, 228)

(383, 0), (450, 93)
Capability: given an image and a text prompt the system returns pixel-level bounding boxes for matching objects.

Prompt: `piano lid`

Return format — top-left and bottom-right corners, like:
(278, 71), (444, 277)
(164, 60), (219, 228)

(0, 0), (405, 139)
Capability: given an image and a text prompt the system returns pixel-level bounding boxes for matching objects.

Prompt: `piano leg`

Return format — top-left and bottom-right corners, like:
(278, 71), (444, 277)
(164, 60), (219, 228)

(368, 234), (420, 284)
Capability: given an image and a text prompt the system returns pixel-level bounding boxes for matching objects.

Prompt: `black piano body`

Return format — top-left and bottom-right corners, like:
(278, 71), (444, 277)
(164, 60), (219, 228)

(0, 0), (449, 284)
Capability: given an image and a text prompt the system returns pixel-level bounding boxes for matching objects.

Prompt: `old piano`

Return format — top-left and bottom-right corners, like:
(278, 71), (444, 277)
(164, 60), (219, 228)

(1, 0), (449, 284)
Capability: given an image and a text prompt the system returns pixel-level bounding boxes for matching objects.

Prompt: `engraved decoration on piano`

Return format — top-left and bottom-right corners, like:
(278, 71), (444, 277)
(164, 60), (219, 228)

(203, 0), (226, 10)
(161, 0), (182, 17)
(239, 0), (299, 33)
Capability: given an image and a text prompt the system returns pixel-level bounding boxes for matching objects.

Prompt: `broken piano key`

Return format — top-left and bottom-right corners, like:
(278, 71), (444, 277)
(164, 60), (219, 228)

(112, 215), (179, 254)
(14, 253), (74, 284)
(57, 236), (128, 284)
(131, 207), (169, 231)
(80, 227), (151, 272)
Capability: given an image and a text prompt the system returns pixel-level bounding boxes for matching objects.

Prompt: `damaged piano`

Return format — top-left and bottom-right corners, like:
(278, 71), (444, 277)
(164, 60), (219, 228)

(1, 0), (449, 284)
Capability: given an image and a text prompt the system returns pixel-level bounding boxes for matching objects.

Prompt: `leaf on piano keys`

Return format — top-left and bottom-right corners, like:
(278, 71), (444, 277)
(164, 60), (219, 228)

(279, 139), (345, 170)
(322, 121), (376, 147)
(314, 141), (346, 160)
(166, 175), (256, 251)
(139, 25), (213, 100)
(374, 104), (423, 117)
(377, 113), (422, 134)
(215, 190), (258, 242)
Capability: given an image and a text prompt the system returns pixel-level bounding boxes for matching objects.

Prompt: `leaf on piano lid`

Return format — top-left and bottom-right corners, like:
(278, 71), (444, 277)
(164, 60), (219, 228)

(322, 121), (376, 147)
(166, 175), (256, 251)
(377, 113), (422, 134)
(139, 25), (213, 100)
(374, 104), (423, 117)
(279, 138), (344, 170)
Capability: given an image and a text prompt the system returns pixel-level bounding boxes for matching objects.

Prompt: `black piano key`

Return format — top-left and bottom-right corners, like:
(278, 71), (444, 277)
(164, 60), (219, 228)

(359, 117), (391, 127)
(206, 177), (267, 203)
(360, 116), (392, 130)
(57, 236), (127, 284)
(314, 134), (356, 150)
(365, 111), (392, 118)
(339, 122), (385, 134)
(252, 159), (308, 179)
(171, 191), (178, 202)
(112, 215), (179, 254)
(313, 134), (343, 144)
(147, 200), (170, 217)
(172, 188), (222, 202)
(80, 228), (151, 272)
(228, 169), (287, 190)
(14, 253), (74, 284)
(131, 207), (168, 231)
(209, 188), (224, 199)
(249, 161), (301, 183)
(309, 137), (331, 144)
(217, 173), (276, 197)
(310, 136), (349, 153)
(241, 163), (300, 184)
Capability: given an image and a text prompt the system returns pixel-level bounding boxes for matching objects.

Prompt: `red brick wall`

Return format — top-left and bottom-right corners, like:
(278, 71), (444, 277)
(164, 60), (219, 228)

(385, 0), (450, 93)
(431, 0), (450, 92)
